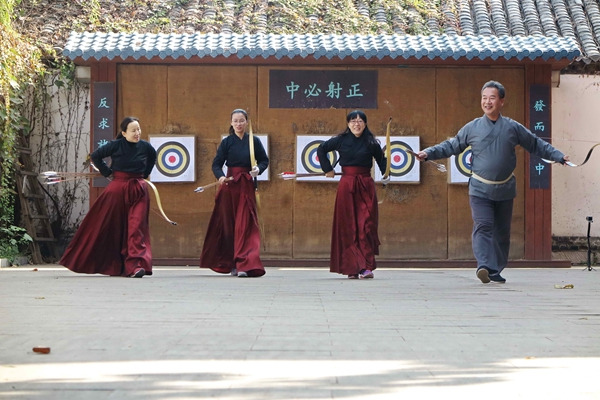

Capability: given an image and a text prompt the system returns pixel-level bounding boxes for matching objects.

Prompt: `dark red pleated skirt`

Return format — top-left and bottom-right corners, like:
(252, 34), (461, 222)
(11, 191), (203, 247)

(199, 167), (265, 277)
(330, 166), (380, 275)
(59, 171), (152, 276)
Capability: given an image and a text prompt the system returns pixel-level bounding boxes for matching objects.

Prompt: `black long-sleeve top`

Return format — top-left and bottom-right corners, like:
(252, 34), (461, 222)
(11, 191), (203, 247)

(317, 132), (386, 174)
(212, 133), (269, 179)
(91, 138), (157, 178)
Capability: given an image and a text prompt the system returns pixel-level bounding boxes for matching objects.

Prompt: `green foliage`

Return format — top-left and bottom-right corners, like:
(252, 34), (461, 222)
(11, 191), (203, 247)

(0, 225), (32, 262)
(0, 0), (43, 241)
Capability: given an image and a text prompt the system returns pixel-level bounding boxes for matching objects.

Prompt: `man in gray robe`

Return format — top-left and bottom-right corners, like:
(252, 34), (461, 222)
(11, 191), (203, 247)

(416, 80), (569, 284)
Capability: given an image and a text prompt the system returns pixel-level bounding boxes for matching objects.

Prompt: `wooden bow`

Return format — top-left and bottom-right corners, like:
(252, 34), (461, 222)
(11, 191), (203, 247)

(542, 142), (600, 167)
(145, 179), (177, 225)
(384, 117), (392, 179)
(248, 118), (264, 245)
(248, 118), (258, 189)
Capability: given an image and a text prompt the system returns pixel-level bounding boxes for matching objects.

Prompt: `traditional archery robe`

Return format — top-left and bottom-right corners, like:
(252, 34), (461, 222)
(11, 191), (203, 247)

(423, 114), (565, 274)
(200, 133), (269, 277)
(424, 114), (564, 201)
(60, 138), (157, 276)
(317, 132), (386, 276)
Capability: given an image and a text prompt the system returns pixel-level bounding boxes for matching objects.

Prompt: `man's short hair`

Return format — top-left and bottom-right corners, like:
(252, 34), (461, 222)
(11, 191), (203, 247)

(481, 81), (505, 99)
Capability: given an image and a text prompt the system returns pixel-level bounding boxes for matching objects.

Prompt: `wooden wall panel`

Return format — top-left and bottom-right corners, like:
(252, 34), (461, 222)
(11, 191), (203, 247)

(375, 67), (444, 259)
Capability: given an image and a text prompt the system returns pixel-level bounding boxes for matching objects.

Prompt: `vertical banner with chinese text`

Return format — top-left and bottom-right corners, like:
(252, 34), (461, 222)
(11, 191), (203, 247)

(92, 82), (115, 187)
(529, 85), (551, 189)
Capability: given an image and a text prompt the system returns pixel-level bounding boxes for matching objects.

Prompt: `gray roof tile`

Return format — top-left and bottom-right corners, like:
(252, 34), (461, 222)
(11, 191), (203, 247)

(63, 32), (580, 63)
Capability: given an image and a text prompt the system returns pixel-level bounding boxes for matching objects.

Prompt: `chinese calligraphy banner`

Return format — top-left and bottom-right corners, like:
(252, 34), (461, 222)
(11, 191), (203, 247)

(92, 82), (115, 187)
(528, 85), (551, 189)
(269, 70), (377, 109)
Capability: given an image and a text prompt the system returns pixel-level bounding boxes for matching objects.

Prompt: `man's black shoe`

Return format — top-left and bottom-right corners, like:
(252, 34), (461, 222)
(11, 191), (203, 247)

(489, 272), (506, 283)
(476, 268), (490, 283)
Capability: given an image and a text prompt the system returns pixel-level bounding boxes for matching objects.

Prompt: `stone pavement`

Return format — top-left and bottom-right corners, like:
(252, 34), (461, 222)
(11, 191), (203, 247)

(1, 265), (599, 400)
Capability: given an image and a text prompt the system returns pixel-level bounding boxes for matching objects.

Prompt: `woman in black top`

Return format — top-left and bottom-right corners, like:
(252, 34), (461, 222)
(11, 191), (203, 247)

(317, 110), (387, 279)
(60, 116), (157, 278)
(200, 109), (269, 277)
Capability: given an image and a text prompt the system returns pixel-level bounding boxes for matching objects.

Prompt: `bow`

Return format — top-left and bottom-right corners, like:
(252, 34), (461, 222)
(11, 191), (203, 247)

(144, 179), (178, 225)
(248, 118), (265, 245)
(384, 117), (392, 179)
(542, 143), (600, 167)
(248, 118), (258, 190)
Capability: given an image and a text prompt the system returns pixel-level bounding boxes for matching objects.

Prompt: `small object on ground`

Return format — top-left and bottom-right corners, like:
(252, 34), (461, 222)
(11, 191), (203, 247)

(32, 268), (38, 271)
(32, 347), (51, 354)
(554, 284), (574, 289)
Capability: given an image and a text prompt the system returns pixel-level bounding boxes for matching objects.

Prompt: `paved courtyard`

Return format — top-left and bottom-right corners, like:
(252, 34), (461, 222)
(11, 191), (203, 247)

(1, 265), (599, 399)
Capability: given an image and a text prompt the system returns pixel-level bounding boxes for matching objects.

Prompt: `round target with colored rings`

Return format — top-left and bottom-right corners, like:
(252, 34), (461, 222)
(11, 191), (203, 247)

(301, 140), (338, 174)
(156, 141), (191, 177)
(385, 141), (416, 177)
(455, 146), (473, 177)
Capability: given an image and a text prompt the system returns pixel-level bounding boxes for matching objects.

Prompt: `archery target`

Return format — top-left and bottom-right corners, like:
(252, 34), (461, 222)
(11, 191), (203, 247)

(301, 140), (338, 174)
(450, 146), (472, 184)
(150, 136), (195, 182)
(296, 135), (341, 182)
(157, 143), (189, 177)
(221, 134), (270, 181)
(374, 136), (420, 183)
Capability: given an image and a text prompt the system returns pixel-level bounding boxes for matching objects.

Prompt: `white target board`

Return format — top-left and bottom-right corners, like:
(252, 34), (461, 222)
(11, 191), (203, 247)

(222, 134), (270, 181)
(449, 146), (472, 184)
(373, 136), (421, 183)
(150, 136), (195, 182)
(295, 135), (341, 182)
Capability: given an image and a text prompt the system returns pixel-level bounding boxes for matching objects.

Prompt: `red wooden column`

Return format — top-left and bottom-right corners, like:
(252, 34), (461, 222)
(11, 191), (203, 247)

(524, 64), (553, 260)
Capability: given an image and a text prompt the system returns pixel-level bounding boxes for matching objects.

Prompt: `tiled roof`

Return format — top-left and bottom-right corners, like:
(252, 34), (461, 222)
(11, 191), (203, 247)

(449, 0), (600, 63)
(63, 32), (580, 63)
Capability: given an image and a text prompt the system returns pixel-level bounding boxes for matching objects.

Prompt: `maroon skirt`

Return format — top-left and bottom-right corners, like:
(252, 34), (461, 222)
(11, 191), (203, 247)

(330, 166), (380, 275)
(59, 171), (152, 276)
(199, 167), (265, 277)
